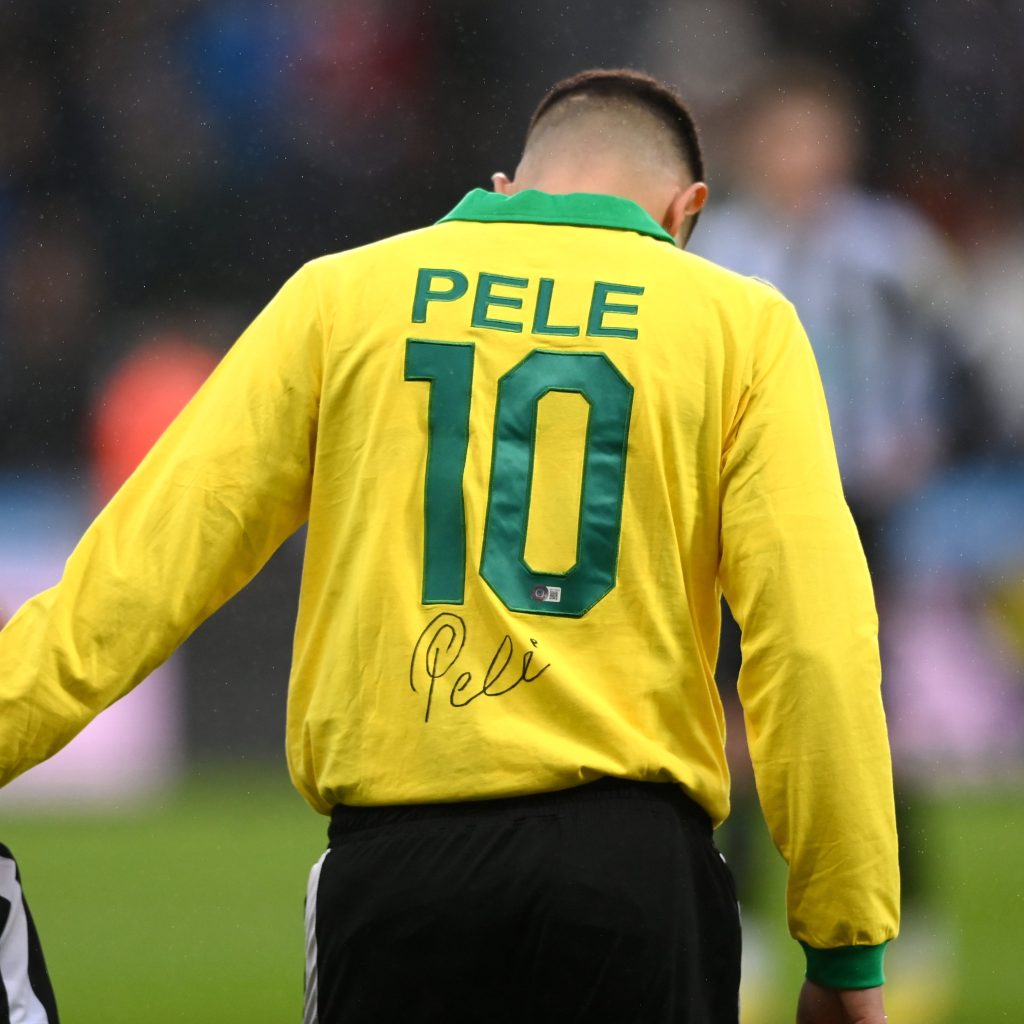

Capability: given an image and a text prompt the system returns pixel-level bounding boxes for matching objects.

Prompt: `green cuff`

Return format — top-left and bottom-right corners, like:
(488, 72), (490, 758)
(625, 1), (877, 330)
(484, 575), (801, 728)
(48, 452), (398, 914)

(800, 942), (888, 988)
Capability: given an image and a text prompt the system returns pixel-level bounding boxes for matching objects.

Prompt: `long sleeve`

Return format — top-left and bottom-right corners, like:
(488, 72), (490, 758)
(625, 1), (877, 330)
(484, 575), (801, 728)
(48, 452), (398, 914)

(718, 295), (899, 987)
(0, 264), (324, 787)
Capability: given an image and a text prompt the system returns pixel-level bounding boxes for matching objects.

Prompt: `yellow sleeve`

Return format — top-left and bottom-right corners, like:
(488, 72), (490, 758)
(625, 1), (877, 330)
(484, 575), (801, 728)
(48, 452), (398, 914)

(0, 264), (324, 788)
(718, 294), (900, 987)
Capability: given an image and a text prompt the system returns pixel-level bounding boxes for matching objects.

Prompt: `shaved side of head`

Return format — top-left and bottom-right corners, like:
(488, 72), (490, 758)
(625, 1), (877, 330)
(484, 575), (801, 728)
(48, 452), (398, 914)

(527, 69), (702, 177)
(508, 69), (707, 241)
(521, 93), (692, 187)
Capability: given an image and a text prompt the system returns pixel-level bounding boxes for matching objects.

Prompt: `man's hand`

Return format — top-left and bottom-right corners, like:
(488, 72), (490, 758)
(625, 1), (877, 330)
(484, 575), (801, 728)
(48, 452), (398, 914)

(796, 980), (887, 1024)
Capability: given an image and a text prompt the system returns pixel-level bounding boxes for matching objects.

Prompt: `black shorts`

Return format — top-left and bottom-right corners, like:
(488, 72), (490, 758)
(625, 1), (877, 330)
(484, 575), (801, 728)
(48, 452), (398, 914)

(304, 778), (740, 1024)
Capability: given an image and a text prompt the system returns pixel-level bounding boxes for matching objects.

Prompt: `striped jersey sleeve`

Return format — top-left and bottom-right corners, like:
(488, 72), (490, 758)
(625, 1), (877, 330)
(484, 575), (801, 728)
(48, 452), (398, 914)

(0, 845), (60, 1024)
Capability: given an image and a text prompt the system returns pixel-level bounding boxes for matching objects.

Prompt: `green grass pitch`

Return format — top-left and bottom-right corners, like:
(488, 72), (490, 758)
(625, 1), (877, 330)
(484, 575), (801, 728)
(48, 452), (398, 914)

(5, 768), (1024, 1022)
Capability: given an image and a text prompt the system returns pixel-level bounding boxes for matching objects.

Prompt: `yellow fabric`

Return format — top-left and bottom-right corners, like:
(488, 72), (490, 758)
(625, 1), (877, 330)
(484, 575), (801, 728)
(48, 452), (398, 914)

(0, 198), (898, 951)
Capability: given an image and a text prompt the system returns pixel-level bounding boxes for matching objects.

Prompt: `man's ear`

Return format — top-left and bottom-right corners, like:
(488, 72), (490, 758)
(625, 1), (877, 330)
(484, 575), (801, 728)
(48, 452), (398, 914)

(663, 181), (709, 244)
(491, 172), (515, 195)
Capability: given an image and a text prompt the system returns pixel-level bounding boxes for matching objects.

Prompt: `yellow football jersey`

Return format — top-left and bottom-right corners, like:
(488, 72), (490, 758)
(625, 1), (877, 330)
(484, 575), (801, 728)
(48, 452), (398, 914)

(0, 189), (898, 983)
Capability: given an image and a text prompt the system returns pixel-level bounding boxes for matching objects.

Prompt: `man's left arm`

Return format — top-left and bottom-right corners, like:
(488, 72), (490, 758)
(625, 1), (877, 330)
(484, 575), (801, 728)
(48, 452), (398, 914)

(0, 263), (326, 787)
(719, 292), (899, 987)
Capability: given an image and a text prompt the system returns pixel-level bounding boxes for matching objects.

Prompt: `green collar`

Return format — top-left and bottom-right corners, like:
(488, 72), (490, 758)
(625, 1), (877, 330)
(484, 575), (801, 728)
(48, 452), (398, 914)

(439, 188), (676, 246)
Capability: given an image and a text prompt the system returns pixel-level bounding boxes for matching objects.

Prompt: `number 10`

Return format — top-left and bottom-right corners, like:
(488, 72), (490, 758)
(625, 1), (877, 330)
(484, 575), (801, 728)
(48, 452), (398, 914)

(404, 340), (634, 619)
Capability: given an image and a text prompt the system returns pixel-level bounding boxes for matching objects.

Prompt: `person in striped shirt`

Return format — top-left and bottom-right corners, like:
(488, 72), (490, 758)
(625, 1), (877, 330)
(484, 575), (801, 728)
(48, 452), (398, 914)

(0, 844), (59, 1024)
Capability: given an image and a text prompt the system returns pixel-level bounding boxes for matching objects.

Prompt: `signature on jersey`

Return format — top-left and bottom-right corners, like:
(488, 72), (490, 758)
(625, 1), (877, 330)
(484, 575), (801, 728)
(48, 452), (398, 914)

(409, 612), (551, 723)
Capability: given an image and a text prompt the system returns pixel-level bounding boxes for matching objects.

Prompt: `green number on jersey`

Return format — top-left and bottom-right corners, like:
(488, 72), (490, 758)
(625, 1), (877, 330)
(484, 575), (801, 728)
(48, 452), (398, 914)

(403, 340), (475, 604)
(404, 342), (633, 617)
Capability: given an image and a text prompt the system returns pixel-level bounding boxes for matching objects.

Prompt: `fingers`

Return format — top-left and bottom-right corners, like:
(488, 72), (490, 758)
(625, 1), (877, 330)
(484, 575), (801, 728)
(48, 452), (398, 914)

(836, 984), (887, 1024)
(796, 979), (844, 1024)
(796, 980), (887, 1024)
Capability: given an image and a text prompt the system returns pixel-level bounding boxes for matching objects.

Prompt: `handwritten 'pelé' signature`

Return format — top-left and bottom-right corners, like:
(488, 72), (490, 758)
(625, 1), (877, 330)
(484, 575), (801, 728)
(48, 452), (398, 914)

(409, 612), (551, 723)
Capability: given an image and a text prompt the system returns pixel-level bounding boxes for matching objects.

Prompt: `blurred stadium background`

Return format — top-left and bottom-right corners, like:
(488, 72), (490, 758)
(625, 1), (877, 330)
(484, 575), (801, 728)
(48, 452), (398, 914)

(2, 2), (1023, 1020)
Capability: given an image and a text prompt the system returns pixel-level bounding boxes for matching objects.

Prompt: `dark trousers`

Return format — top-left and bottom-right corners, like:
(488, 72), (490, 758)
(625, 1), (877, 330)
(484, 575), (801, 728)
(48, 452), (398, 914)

(305, 778), (741, 1023)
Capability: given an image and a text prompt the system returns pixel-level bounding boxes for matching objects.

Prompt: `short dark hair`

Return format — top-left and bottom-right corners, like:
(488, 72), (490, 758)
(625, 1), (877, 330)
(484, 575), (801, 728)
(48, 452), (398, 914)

(527, 68), (705, 186)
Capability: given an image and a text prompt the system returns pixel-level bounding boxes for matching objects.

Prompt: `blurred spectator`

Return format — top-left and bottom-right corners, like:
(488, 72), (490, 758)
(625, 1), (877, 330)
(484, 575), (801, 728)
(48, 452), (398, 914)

(692, 62), (968, 554)
(755, 1), (917, 189)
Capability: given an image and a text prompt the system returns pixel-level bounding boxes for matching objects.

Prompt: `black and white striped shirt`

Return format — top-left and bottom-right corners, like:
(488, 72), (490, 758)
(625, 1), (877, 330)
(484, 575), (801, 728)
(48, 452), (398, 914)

(693, 189), (959, 507)
(0, 845), (59, 1023)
